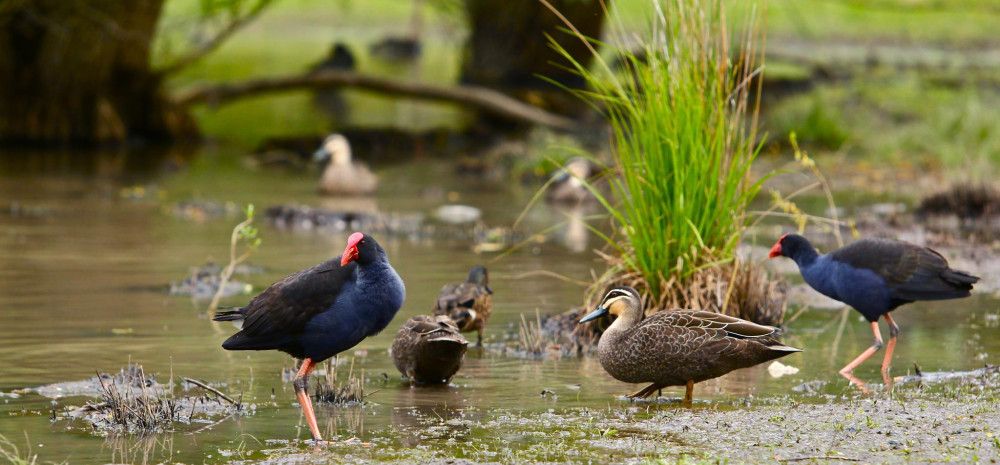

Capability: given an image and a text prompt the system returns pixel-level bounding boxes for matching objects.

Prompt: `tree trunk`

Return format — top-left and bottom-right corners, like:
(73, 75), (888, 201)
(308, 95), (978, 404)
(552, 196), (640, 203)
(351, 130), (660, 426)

(0, 0), (196, 146)
(461, 0), (607, 123)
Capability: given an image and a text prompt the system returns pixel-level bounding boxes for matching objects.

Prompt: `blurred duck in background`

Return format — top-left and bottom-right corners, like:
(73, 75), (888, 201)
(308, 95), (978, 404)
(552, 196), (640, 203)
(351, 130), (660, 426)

(313, 134), (379, 196)
(546, 157), (599, 205)
(433, 265), (493, 346)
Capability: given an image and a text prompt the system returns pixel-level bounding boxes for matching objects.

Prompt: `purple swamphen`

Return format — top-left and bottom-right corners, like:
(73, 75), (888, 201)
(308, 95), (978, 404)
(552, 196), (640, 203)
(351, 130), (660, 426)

(214, 232), (404, 441)
(769, 233), (979, 388)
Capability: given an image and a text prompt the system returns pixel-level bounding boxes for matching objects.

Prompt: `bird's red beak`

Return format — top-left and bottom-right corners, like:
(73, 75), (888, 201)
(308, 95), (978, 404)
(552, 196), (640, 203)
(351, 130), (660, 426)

(768, 242), (782, 259)
(340, 232), (363, 266)
(768, 233), (788, 259)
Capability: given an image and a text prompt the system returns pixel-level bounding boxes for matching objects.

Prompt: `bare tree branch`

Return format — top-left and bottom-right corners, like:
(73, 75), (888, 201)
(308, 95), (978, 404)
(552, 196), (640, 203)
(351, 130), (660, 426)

(156, 0), (273, 76)
(173, 70), (576, 129)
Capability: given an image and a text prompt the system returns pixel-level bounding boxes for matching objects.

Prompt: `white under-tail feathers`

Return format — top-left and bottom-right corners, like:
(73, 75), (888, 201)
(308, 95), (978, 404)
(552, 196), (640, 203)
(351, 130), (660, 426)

(427, 336), (468, 345)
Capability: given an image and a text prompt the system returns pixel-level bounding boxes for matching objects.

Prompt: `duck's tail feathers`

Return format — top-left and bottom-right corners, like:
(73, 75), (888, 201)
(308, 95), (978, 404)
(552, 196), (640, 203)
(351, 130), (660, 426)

(768, 344), (802, 353)
(212, 309), (245, 322)
(428, 336), (469, 346)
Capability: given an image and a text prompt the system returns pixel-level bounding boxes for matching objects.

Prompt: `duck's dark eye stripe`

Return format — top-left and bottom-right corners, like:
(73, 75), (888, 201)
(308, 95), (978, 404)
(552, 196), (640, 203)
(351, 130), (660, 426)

(605, 289), (628, 300)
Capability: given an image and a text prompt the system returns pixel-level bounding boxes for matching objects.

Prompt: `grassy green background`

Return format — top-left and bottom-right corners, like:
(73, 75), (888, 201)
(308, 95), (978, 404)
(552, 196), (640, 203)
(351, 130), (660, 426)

(157, 0), (1000, 178)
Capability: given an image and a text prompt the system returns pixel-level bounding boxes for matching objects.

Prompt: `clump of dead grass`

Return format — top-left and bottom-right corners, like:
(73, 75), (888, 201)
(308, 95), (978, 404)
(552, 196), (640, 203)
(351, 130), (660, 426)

(92, 366), (177, 433)
(0, 434), (36, 465)
(64, 364), (246, 435)
(585, 249), (786, 325)
(312, 357), (366, 405)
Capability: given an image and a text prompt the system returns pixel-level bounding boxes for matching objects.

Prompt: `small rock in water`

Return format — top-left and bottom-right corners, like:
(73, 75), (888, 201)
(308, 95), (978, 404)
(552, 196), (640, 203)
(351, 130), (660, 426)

(170, 199), (239, 222)
(792, 380), (827, 394)
(169, 262), (254, 300)
(434, 204), (481, 224)
(767, 361), (800, 378)
(28, 364), (163, 399)
(3, 201), (52, 218)
(867, 202), (907, 216)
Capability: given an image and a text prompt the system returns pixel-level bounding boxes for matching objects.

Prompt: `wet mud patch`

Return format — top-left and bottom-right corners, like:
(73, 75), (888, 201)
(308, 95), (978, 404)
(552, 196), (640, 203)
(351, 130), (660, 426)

(916, 184), (1000, 224)
(17, 364), (168, 399)
(263, 204), (527, 252)
(483, 307), (604, 360)
(12, 365), (253, 436)
(221, 373), (1000, 465)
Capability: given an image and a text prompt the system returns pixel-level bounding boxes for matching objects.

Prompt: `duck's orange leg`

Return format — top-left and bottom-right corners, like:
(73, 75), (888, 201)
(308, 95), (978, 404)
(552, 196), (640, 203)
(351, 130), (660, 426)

(683, 380), (694, 407)
(293, 358), (322, 442)
(839, 321), (883, 392)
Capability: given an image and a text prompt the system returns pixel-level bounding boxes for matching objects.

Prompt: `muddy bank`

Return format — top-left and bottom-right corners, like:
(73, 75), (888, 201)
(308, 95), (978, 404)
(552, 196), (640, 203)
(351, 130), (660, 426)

(10, 365), (253, 436)
(264, 204), (528, 252)
(223, 374), (1000, 465)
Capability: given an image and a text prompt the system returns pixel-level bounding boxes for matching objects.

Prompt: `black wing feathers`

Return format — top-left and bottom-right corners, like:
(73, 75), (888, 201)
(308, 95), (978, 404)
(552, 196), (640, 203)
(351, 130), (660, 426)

(656, 310), (778, 339)
(831, 238), (979, 301)
(221, 258), (355, 349)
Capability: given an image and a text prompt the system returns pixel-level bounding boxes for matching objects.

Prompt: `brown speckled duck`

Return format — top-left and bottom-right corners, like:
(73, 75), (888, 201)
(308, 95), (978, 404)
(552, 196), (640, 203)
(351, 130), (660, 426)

(579, 286), (801, 404)
(313, 134), (378, 196)
(433, 266), (493, 346)
(391, 315), (468, 384)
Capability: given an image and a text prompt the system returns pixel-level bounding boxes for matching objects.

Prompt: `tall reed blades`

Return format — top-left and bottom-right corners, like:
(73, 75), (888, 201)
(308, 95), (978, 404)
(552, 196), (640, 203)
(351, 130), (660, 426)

(552, 0), (767, 309)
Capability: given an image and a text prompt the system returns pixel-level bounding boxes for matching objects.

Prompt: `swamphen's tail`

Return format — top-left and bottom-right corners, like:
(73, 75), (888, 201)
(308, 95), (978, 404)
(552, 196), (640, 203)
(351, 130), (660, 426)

(941, 269), (980, 292)
(896, 267), (980, 301)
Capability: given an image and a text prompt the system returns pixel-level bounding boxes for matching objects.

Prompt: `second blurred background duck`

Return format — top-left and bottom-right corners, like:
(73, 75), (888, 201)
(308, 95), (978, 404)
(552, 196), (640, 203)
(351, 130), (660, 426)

(433, 266), (493, 346)
(314, 133), (379, 196)
(546, 157), (600, 205)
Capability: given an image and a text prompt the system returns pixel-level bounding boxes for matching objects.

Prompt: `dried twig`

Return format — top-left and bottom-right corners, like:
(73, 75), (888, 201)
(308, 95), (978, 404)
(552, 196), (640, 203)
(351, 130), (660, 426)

(174, 70), (574, 129)
(182, 378), (237, 406)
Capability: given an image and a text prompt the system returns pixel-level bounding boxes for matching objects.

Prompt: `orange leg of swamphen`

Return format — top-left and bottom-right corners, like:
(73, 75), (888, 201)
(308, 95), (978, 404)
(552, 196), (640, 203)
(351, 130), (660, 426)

(294, 358), (322, 442)
(881, 313), (900, 387)
(683, 380), (694, 407)
(839, 321), (884, 393)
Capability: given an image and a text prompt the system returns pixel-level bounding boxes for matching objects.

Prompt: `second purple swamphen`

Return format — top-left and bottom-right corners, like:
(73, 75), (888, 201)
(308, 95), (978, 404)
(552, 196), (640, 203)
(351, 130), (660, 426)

(769, 233), (979, 387)
(213, 232), (404, 441)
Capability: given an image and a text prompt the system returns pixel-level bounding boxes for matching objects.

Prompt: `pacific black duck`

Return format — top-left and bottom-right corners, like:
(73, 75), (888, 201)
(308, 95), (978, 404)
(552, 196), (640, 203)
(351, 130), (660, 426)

(433, 266), (493, 346)
(391, 315), (468, 384)
(313, 134), (378, 196)
(579, 286), (801, 404)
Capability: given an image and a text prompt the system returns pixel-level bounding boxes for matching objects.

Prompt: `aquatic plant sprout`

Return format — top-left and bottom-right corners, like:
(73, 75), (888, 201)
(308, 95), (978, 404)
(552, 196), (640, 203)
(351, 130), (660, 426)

(548, 0), (766, 305)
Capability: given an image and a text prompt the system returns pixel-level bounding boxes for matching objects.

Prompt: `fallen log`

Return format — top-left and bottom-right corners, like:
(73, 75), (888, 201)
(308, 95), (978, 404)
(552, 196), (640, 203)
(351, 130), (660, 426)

(893, 364), (998, 385)
(173, 70), (576, 130)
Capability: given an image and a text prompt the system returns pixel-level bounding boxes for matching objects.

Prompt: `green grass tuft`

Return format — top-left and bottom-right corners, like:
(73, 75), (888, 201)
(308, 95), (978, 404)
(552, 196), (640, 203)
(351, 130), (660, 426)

(553, 0), (766, 304)
(0, 435), (36, 465)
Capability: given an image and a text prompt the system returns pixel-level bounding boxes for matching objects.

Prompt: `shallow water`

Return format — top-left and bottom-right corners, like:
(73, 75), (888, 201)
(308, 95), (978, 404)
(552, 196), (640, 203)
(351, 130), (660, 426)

(0, 148), (997, 464)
